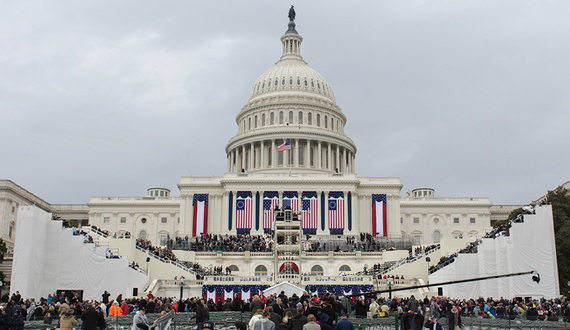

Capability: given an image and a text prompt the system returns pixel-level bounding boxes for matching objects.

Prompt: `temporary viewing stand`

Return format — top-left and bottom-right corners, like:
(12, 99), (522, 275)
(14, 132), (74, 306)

(273, 208), (302, 286)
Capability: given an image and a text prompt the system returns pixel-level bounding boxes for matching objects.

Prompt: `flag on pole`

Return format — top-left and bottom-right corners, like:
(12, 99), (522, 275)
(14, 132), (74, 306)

(278, 140), (291, 151)
(328, 192), (344, 235)
(192, 194), (209, 237)
(302, 192), (318, 235)
(236, 192), (252, 234)
(372, 194), (387, 237)
(263, 191), (279, 233)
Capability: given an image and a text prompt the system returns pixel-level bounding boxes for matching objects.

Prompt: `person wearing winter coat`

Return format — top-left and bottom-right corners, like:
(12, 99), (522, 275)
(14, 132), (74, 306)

(253, 311), (276, 330)
(0, 309), (12, 330)
(121, 301), (129, 316)
(289, 308), (308, 330)
(319, 314), (333, 330)
(10, 312), (24, 330)
(132, 309), (149, 330)
(249, 310), (263, 330)
(59, 310), (77, 330)
(109, 302), (122, 316)
(447, 306), (461, 330)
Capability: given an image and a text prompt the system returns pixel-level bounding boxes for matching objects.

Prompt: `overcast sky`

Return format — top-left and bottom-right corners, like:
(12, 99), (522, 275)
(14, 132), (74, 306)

(1, 1), (569, 205)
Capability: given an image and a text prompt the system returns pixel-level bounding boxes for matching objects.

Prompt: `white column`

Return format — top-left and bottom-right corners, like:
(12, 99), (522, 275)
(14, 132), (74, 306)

(317, 141), (322, 169)
(271, 139), (276, 168)
(327, 143), (332, 170)
(294, 139), (299, 167)
(336, 145), (340, 173)
(241, 145), (246, 172)
(343, 148), (347, 173)
(306, 139), (311, 168)
(250, 142), (254, 170)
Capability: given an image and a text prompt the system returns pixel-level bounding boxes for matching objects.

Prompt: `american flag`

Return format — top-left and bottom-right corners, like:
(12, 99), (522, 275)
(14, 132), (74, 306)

(278, 140), (291, 151)
(282, 192), (299, 211)
(328, 193), (344, 233)
(263, 194), (279, 232)
(302, 195), (318, 233)
(372, 194), (387, 237)
(192, 194), (208, 237)
(236, 195), (252, 231)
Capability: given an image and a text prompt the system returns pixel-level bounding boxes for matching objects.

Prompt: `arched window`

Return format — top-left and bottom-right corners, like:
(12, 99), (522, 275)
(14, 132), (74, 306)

(278, 149), (283, 165)
(316, 114), (320, 126)
(248, 118), (251, 130)
(254, 115), (258, 128)
(331, 118), (334, 130)
(279, 111), (284, 124)
(324, 116), (328, 128)
(262, 114), (266, 126)
(228, 265), (239, 272)
(308, 112), (312, 125)
(433, 230), (441, 244)
(270, 113), (274, 125)
(267, 147), (272, 166)
(139, 230), (147, 240)
(298, 111), (303, 124)
(339, 265), (351, 272)
(9, 222), (15, 239)
(299, 146), (304, 165)
(310, 265), (324, 276)
(255, 265), (268, 276)
(310, 147), (314, 166)
(288, 111), (293, 124)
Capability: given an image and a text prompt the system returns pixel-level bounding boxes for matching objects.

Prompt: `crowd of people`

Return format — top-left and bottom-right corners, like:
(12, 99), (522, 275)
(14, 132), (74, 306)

(136, 239), (178, 262)
(166, 234), (274, 253)
(2, 286), (570, 330)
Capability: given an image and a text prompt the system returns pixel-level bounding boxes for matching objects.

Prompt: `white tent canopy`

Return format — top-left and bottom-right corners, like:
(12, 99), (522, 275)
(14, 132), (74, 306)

(263, 282), (304, 297)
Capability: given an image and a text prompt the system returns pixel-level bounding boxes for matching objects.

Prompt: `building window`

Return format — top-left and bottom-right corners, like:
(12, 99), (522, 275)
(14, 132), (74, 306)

(316, 114), (320, 126)
(288, 111), (293, 124)
(9, 222), (15, 239)
(279, 111), (284, 124)
(454, 217), (460, 224)
(161, 217), (167, 224)
(262, 114), (266, 126)
(104, 217), (110, 224)
(120, 217), (126, 223)
(141, 218), (147, 224)
(298, 111), (303, 124)
(433, 231), (441, 244)
(270, 113), (274, 125)
(299, 146), (304, 165)
(339, 265), (351, 272)
(310, 147), (314, 166)
(255, 265), (268, 276)
(324, 116), (328, 128)
(248, 118), (251, 130)
(160, 235), (168, 246)
(278, 150), (283, 165)
(255, 115), (258, 128)
(433, 218), (439, 224)
(139, 230), (147, 240)
(470, 217), (476, 224)
(229, 265), (239, 272)
(400, 218), (403, 224)
(11, 206), (15, 213)
(311, 265), (324, 276)
(178, 217), (180, 223)
(268, 147), (272, 166)
(308, 113), (312, 125)
(413, 217), (419, 224)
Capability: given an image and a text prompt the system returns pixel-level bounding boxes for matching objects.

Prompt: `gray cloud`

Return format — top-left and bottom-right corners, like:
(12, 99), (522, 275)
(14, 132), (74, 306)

(1, 1), (568, 205)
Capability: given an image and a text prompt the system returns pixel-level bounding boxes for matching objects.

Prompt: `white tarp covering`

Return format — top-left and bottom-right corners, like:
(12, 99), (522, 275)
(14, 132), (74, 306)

(11, 206), (148, 300)
(263, 282), (304, 297)
(429, 205), (559, 299)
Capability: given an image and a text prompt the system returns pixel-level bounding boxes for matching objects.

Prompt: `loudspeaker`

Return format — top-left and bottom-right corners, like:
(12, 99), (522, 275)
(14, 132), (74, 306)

(133, 288), (138, 296)
(437, 287), (443, 296)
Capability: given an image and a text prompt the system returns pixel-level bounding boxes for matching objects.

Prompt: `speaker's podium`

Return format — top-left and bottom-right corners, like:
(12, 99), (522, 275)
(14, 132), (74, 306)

(273, 208), (302, 285)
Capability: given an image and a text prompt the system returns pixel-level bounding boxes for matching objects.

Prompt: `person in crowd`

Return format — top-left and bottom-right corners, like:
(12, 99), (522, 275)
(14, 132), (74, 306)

(290, 307), (308, 330)
(302, 314), (320, 330)
(268, 306), (282, 327)
(424, 315), (442, 330)
(82, 304), (103, 330)
(121, 300), (129, 315)
(132, 308), (149, 330)
(368, 298), (379, 318)
(253, 310), (276, 330)
(43, 312), (53, 326)
(340, 296), (351, 316)
(448, 305), (461, 330)
(251, 296), (265, 314)
(59, 309), (77, 330)
(280, 311), (293, 330)
(249, 309), (264, 330)
(1, 308), (12, 330)
(333, 313), (352, 330)
(109, 301), (122, 316)
(354, 297), (367, 318)
(191, 300), (209, 330)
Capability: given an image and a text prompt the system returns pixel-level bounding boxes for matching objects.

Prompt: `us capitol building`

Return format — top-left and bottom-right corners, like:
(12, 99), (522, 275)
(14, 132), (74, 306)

(2, 14), (526, 298)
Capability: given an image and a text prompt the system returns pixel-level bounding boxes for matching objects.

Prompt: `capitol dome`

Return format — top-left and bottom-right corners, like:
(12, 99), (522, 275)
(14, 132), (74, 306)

(225, 20), (357, 175)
